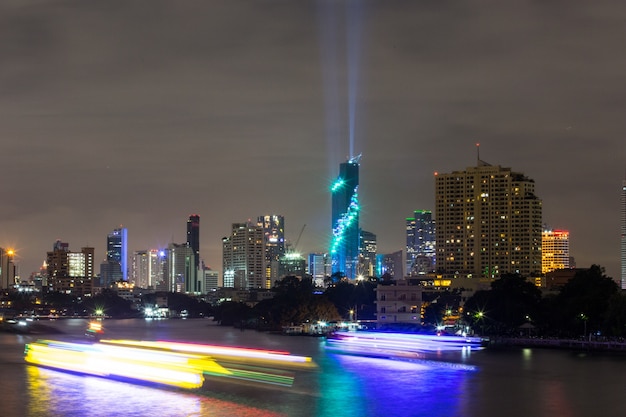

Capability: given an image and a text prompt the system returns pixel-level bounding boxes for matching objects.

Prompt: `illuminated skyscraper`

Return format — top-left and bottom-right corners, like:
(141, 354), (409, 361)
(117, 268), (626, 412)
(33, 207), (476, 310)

(258, 214), (285, 286)
(542, 229), (570, 274)
(331, 157), (360, 279)
(435, 161), (542, 280)
(222, 222), (265, 289)
(406, 210), (436, 276)
(359, 230), (377, 277)
(165, 242), (197, 293)
(132, 249), (165, 289)
(107, 227), (128, 282)
(621, 180), (626, 289)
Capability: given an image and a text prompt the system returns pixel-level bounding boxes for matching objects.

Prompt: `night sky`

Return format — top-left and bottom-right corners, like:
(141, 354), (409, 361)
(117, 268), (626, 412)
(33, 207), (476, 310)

(2, 1), (625, 280)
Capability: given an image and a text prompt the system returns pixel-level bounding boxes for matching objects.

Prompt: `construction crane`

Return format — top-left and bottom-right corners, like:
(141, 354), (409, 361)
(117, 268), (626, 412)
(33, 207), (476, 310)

(294, 224), (306, 251)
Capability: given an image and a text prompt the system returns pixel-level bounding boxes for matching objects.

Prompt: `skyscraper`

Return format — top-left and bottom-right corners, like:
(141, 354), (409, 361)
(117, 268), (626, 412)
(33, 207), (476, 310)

(186, 214), (200, 290)
(308, 253), (326, 287)
(331, 157), (360, 279)
(542, 229), (570, 274)
(186, 214), (200, 270)
(132, 249), (165, 289)
(435, 161), (542, 280)
(621, 180), (626, 289)
(222, 222), (265, 289)
(406, 210), (436, 276)
(359, 230), (377, 278)
(165, 242), (197, 293)
(107, 227), (128, 282)
(0, 247), (16, 290)
(258, 214), (285, 286)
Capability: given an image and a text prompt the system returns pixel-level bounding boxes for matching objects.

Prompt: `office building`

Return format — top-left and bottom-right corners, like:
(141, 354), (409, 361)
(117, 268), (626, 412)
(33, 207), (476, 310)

(222, 222), (265, 289)
(331, 157), (360, 279)
(106, 227), (128, 282)
(187, 214), (200, 281)
(308, 253), (326, 287)
(359, 230), (377, 278)
(406, 210), (436, 276)
(382, 250), (404, 279)
(435, 161), (542, 280)
(164, 243), (197, 293)
(542, 229), (570, 274)
(132, 249), (165, 289)
(46, 241), (94, 297)
(258, 214), (285, 285)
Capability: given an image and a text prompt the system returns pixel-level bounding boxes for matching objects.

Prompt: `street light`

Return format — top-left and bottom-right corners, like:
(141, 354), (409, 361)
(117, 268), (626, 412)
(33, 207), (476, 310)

(580, 313), (588, 340)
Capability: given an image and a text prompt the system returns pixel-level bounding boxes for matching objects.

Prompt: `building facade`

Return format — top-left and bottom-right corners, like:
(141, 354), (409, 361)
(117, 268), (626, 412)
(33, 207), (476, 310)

(258, 214), (285, 285)
(106, 227), (128, 282)
(0, 248), (16, 290)
(308, 253), (326, 287)
(186, 214), (200, 281)
(164, 243), (197, 293)
(46, 241), (94, 297)
(381, 250), (404, 279)
(132, 249), (165, 289)
(406, 210), (436, 276)
(375, 280), (422, 328)
(222, 222), (265, 289)
(359, 230), (377, 278)
(331, 157), (360, 279)
(435, 162), (542, 280)
(541, 229), (570, 274)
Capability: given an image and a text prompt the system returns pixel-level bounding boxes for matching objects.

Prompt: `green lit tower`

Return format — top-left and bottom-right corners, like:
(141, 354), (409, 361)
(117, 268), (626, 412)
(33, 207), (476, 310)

(331, 156), (360, 279)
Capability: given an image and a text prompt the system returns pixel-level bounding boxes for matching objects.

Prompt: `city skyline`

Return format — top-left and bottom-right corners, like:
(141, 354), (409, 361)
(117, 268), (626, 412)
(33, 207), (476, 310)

(1, 1), (626, 280)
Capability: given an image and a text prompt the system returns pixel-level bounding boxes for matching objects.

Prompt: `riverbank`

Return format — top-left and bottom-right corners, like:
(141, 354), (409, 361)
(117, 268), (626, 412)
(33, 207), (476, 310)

(489, 336), (626, 353)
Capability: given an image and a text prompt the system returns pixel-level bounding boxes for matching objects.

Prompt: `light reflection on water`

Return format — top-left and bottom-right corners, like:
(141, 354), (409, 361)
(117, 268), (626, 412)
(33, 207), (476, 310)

(26, 366), (285, 417)
(6, 319), (626, 417)
(317, 353), (475, 417)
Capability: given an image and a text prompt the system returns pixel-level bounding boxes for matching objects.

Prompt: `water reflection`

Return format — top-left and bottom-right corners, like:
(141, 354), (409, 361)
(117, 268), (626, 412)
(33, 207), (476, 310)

(26, 366), (285, 417)
(317, 354), (476, 417)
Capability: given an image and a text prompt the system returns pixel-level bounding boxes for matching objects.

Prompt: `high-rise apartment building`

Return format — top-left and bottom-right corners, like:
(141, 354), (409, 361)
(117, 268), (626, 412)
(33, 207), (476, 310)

(621, 180), (626, 289)
(258, 214), (285, 285)
(106, 227), (128, 282)
(222, 222), (265, 289)
(542, 229), (570, 274)
(46, 241), (94, 297)
(435, 161), (542, 280)
(0, 247), (16, 290)
(164, 243), (197, 293)
(406, 210), (436, 276)
(331, 157), (360, 279)
(132, 249), (165, 289)
(359, 230), (377, 278)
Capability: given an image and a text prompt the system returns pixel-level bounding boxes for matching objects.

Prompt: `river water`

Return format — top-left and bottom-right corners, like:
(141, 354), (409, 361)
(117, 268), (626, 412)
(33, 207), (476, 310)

(1, 318), (625, 417)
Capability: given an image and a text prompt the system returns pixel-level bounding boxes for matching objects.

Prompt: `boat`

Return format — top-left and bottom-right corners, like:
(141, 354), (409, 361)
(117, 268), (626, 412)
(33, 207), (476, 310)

(326, 330), (487, 359)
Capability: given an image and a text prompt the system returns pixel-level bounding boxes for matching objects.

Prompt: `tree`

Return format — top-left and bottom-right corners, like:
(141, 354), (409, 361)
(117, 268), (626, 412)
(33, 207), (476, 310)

(550, 265), (619, 337)
(464, 274), (542, 335)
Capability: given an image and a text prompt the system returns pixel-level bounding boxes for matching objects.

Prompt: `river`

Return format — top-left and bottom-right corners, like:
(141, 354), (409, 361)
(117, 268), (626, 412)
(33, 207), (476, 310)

(1, 318), (625, 417)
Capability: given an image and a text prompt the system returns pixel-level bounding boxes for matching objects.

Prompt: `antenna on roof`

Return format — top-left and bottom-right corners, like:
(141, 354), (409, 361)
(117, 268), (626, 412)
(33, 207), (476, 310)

(476, 143), (480, 164)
